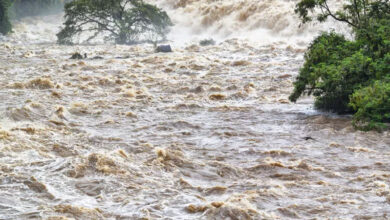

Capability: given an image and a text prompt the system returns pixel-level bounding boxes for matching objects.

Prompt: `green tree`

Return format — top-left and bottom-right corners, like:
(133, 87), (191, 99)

(290, 0), (390, 130)
(295, 0), (389, 28)
(57, 0), (173, 45)
(350, 79), (390, 130)
(0, 0), (11, 35)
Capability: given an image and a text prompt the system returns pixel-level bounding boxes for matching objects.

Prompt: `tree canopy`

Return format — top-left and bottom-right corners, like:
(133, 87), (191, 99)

(295, 0), (390, 28)
(290, 0), (390, 130)
(57, 0), (173, 45)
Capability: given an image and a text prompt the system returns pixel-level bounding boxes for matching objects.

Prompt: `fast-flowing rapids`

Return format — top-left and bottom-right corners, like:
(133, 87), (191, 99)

(0, 0), (389, 219)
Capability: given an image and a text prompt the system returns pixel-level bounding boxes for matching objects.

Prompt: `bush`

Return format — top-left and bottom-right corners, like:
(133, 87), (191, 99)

(350, 80), (390, 130)
(290, 0), (390, 130)
(57, 0), (173, 45)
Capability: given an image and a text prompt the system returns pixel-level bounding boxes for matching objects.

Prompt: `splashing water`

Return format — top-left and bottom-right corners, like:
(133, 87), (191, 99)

(0, 1), (389, 219)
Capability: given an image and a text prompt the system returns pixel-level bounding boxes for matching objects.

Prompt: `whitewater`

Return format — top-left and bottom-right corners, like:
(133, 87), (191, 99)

(0, 0), (389, 219)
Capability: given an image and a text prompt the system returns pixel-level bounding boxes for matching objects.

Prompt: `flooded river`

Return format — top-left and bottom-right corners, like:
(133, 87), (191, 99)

(1, 0), (390, 219)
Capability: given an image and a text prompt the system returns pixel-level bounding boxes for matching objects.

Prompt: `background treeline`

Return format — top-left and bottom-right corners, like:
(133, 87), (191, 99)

(0, 0), (12, 34)
(0, 0), (67, 34)
(11, 0), (66, 18)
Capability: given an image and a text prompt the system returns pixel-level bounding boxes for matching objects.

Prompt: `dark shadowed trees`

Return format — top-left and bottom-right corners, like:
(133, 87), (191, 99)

(11, 0), (65, 18)
(0, 0), (11, 35)
(57, 0), (173, 45)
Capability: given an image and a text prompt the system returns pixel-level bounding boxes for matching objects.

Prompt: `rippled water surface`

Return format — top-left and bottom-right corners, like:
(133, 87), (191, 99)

(1, 1), (390, 219)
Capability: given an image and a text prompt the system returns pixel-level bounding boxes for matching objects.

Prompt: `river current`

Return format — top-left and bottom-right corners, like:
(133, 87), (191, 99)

(0, 0), (390, 219)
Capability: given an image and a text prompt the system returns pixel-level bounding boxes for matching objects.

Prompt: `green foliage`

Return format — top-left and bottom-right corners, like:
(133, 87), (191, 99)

(57, 0), (173, 45)
(290, 33), (355, 110)
(290, 0), (390, 130)
(289, 32), (373, 113)
(350, 80), (390, 130)
(0, 0), (11, 35)
(295, 0), (389, 29)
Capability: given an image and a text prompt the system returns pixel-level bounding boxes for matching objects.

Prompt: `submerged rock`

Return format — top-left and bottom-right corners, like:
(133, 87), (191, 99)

(70, 52), (87, 59)
(199, 38), (216, 46)
(155, 45), (172, 53)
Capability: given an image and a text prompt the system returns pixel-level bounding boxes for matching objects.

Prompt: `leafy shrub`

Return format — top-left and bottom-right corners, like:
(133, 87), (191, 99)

(350, 80), (390, 130)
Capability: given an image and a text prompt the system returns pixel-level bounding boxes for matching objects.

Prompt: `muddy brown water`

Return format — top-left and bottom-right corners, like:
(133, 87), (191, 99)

(1, 1), (390, 219)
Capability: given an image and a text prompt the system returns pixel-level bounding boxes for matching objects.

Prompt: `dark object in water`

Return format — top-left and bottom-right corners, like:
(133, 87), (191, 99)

(303, 136), (316, 141)
(156, 45), (172, 53)
(199, 39), (216, 46)
(70, 52), (87, 59)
